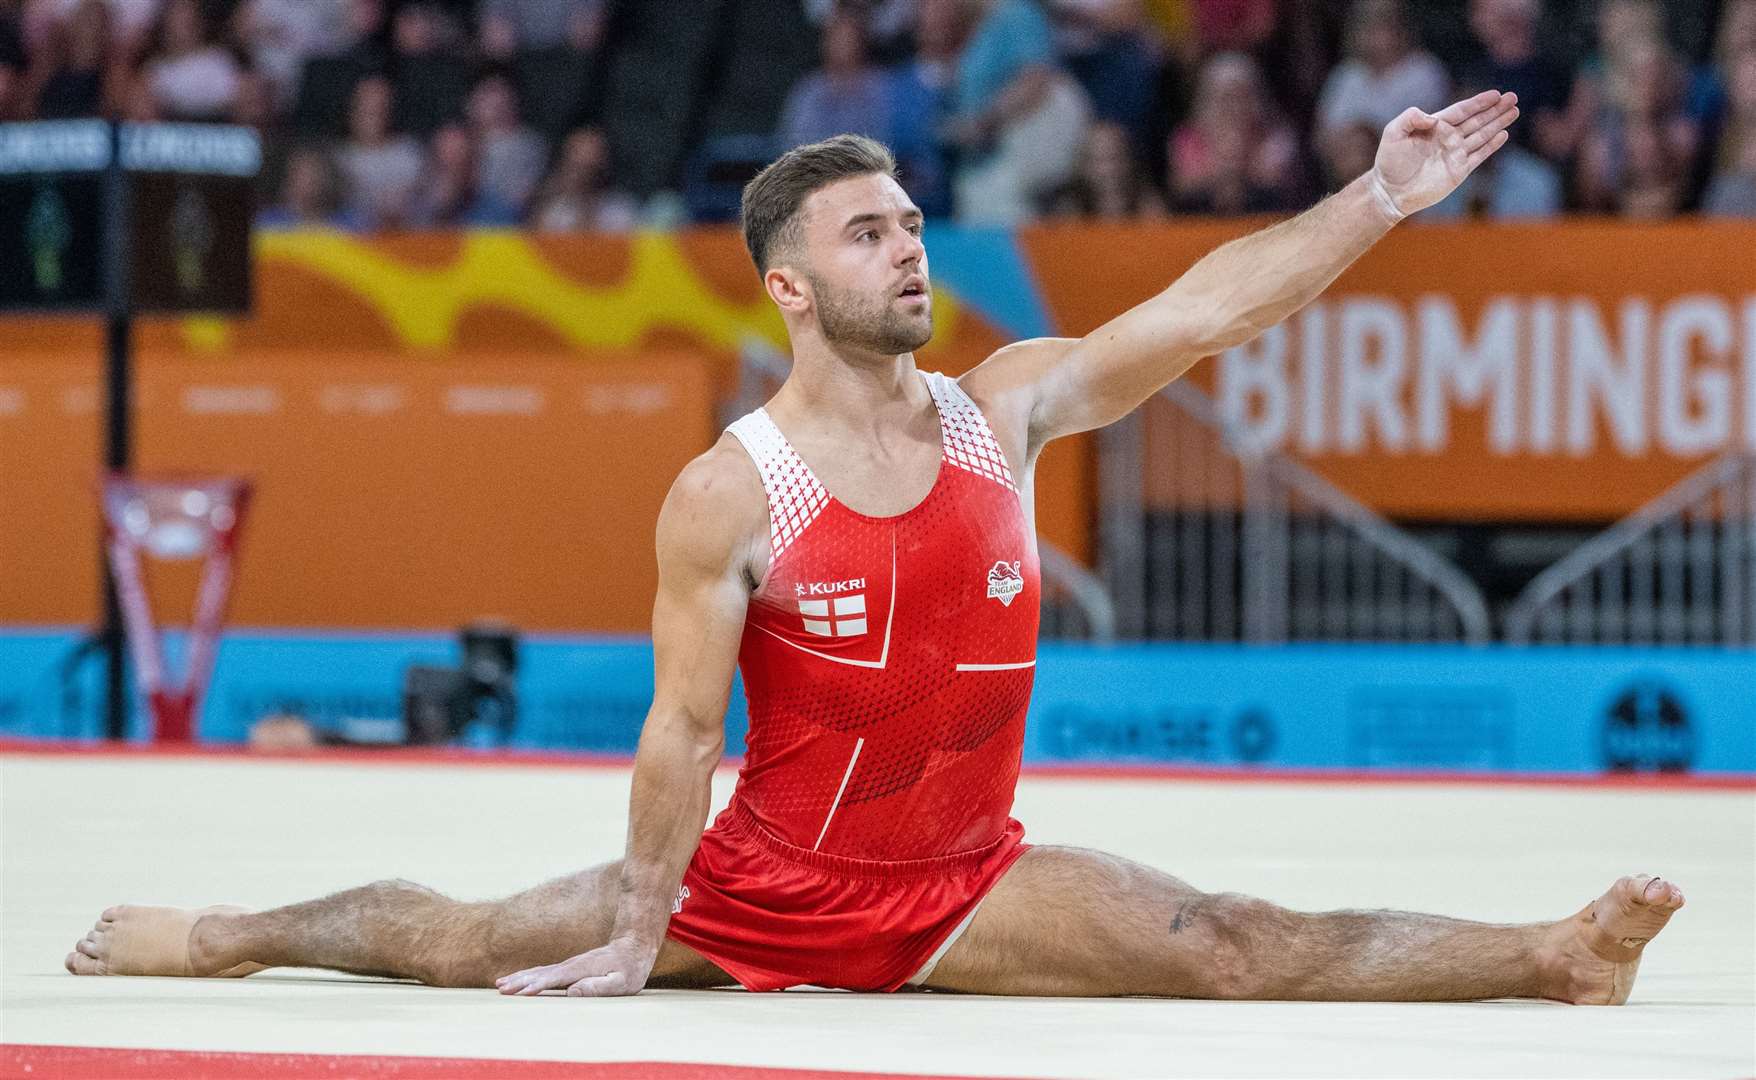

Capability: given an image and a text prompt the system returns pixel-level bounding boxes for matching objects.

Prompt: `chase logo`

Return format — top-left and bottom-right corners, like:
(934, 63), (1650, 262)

(1602, 680), (1695, 773)
(986, 560), (1024, 606)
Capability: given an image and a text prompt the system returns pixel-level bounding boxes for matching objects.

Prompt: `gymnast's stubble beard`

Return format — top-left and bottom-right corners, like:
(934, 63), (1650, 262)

(808, 272), (934, 360)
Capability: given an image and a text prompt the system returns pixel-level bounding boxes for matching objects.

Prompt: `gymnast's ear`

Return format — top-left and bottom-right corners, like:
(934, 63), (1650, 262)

(764, 262), (813, 317)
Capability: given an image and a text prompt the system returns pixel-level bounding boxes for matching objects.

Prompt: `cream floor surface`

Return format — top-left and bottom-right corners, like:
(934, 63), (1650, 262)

(2, 753), (1752, 1079)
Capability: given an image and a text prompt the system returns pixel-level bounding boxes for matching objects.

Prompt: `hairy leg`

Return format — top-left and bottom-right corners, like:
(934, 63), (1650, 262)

(923, 846), (1682, 1004)
(68, 861), (733, 990)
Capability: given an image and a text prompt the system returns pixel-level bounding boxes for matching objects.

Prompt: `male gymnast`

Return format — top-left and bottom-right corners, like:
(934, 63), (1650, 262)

(69, 90), (1683, 1004)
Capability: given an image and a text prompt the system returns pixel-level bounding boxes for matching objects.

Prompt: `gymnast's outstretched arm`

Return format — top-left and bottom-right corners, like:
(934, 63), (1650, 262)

(963, 90), (1521, 456)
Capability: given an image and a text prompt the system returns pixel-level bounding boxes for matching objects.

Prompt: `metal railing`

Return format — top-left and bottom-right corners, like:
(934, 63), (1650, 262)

(1038, 540), (1116, 642)
(733, 339), (1118, 640)
(1123, 382), (1492, 644)
(1504, 453), (1756, 646)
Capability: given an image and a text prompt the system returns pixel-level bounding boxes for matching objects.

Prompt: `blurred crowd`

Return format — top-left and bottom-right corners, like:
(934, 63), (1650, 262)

(2, 0), (1754, 230)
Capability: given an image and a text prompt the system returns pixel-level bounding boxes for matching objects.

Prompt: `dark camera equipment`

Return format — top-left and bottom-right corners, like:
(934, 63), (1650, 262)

(401, 622), (520, 745)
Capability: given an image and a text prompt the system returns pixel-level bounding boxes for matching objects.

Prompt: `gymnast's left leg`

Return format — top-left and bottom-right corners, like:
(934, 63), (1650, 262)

(922, 846), (1683, 1004)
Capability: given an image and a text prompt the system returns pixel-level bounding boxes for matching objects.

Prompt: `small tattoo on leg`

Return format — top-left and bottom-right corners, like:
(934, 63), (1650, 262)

(1170, 901), (1198, 934)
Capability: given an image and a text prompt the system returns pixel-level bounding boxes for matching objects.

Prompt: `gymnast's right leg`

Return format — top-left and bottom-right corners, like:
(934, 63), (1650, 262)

(65, 861), (732, 989)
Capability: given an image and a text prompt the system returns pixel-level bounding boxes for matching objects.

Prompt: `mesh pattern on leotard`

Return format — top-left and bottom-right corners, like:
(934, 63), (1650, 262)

(922, 371), (1016, 493)
(727, 409), (831, 561)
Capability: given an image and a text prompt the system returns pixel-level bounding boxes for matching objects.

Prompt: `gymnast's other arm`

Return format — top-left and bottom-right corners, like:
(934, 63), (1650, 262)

(963, 90), (1520, 457)
(495, 439), (764, 997)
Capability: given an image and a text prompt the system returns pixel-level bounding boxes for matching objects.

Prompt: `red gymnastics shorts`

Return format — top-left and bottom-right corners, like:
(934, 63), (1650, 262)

(663, 800), (1030, 992)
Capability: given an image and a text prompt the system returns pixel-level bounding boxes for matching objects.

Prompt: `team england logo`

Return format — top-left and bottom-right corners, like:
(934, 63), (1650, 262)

(986, 560), (1024, 606)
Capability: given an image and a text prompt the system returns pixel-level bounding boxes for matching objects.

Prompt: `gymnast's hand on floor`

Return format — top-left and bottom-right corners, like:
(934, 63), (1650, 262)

(495, 934), (657, 997)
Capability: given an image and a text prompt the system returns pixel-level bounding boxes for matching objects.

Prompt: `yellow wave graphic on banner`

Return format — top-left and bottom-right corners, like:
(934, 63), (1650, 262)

(181, 231), (962, 353)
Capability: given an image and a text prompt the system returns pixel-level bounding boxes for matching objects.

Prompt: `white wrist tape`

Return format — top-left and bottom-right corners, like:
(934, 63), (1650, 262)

(1367, 171), (1407, 223)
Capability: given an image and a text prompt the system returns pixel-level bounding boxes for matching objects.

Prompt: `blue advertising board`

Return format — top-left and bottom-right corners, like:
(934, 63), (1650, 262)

(1, 629), (1751, 776)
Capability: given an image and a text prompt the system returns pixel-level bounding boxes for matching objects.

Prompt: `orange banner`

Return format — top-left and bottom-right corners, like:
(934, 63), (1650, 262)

(1, 352), (715, 631)
(1022, 220), (1756, 521)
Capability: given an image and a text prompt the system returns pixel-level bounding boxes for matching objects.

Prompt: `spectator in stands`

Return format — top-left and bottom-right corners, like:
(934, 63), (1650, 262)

(388, 1), (472, 139)
(408, 122), (521, 226)
(1315, 0), (1450, 145)
(1623, 36), (1700, 156)
(138, 0), (241, 121)
(1050, 0), (1159, 149)
(1562, 0), (1719, 171)
(886, 0), (966, 210)
(480, 0), (603, 58)
(0, 2), (24, 119)
(779, 10), (949, 218)
(466, 71), (547, 213)
(1461, 0), (1571, 161)
(230, 54), (277, 129)
(783, 4), (955, 208)
(1617, 116), (1689, 217)
(1704, 47), (1756, 215)
(945, 0), (1092, 225)
(1165, 0), (1275, 63)
(116, 67), (158, 119)
(1718, 0), (1756, 68)
(1048, 118), (1165, 218)
(1573, 35), (1698, 217)
(25, 0), (157, 58)
(321, 0), (389, 70)
(390, 1), (462, 59)
(1170, 51), (1300, 210)
(1136, 0), (1187, 59)
(1172, 121), (1285, 213)
(803, 0), (918, 64)
(335, 74), (424, 228)
(1688, 0), (1756, 185)
(778, 11), (896, 151)
(1572, 115), (1619, 212)
(26, 0), (115, 118)
(231, 0), (346, 112)
(1318, 119), (1377, 191)
(260, 145), (364, 229)
(485, 2), (599, 145)
(528, 125), (638, 231)
(1557, 0), (1654, 165)
(1703, 137), (1756, 216)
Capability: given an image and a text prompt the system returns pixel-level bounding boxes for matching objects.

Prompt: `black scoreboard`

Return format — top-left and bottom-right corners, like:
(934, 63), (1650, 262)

(0, 121), (258, 315)
(0, 122), (109, 311)
(0, 122), (262, 744)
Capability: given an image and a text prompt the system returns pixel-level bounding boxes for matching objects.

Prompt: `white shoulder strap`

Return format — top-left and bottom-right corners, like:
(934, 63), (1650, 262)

(921, 371), (1017, 493)
(726, 408), (830, 560)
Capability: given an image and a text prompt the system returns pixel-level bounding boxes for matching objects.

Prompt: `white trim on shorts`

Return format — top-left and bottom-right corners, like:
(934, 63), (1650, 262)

(904, 901), (984, 987)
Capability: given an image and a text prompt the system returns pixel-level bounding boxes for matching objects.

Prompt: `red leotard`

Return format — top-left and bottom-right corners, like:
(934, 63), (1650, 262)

(663, 369), (1038, 991)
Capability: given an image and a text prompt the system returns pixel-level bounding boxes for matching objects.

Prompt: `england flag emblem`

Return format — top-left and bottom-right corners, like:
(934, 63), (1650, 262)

(799, 592), (866, 637)
(986, 561), (1024, 606)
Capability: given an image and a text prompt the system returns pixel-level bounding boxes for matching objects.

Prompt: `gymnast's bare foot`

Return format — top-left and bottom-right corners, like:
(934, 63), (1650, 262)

(65, 905), (264, 978)
(1539, 875), (1685, 1004)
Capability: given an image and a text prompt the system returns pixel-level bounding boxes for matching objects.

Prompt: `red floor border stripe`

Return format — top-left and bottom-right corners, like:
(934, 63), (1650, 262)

(0, 738), (638, 771)
(1, 1044), (1021, 1080)
(1, 737), (1751, 790)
